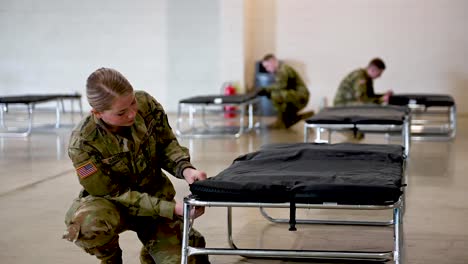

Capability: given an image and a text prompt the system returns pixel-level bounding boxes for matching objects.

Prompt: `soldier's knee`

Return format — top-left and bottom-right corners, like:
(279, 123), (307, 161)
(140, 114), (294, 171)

(63, 196), (121, 249)
(84, 236), (122, 263)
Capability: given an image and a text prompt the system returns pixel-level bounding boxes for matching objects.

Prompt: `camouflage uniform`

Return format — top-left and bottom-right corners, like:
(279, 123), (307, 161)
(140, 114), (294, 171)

(63, 91), (209, 264)
(263, 63), (310, 128)
(333, 68), (383, 106)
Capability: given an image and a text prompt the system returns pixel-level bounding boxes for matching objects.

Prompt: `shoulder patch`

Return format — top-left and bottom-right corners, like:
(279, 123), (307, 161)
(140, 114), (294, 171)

(76, 161), (98, 179)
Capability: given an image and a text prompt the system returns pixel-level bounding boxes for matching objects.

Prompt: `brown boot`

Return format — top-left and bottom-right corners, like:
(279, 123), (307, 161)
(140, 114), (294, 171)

(284, 111), (315, 129)
(298, 110), (315, 120)
(342, 131), (365, 142)
(140, 246), (156, 264)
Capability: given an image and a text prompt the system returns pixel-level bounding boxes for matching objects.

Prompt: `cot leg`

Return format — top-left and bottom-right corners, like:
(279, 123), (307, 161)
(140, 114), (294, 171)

(0, 103), (5, 128)
(61, 98), (66, 113)
(247, 103), (254, 130)
(55, 99), (61, 128)
(393, 207), (404, 264)
(237, 104), (245, 136)
(26, 104), (34, 136)
(314, 127), (322, 143)
(403, 118), (411, 157)
(254, 99), (262, 128)
(227, 207), (239, 249)
(181, 200), (192, 264)
(201, 105), (209, 128)
(450, 105), (456, 139)
(189, 105), (196, 129)
(304, 125), (309, 142)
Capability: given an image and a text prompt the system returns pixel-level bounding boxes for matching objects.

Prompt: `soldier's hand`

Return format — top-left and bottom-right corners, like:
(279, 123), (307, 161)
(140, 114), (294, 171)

(174, 201), (205, 219)
(382, 90), (393, 103)
(182, 168), (207, 184)
(256, 88), (271, 98)
(191, 206), (205, 219)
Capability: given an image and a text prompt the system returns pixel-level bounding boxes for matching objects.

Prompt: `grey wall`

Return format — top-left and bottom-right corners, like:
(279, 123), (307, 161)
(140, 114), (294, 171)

(166, 0), (220, 110)
(0, 0), (167, 110)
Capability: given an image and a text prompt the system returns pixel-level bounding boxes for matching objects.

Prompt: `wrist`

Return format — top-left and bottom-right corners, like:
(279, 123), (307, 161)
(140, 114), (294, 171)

(182, 167), (194, 179)
(176, 161), (195, 179)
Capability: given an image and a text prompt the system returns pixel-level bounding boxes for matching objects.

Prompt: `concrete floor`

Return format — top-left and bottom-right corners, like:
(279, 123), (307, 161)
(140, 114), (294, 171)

(1, 113), (467, 264)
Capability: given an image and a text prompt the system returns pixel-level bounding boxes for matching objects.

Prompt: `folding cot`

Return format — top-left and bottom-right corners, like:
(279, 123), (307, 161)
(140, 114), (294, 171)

(304, 105), (411, 157)
(175, 92), (260, 138)
(182, 143), (407, 263)
(388, 93), (456, 140)
(0, 93), (83, 137)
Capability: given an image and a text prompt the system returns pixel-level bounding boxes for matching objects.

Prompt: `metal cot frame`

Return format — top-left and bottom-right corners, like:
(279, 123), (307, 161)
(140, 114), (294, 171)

(182, 196), (405, 263)
(0, 94), (83, 137)
(406, 104), (456, 141)
(304, 115), (411, 157)
(181, 150), (407, 264)
(175, 97), (260, 138)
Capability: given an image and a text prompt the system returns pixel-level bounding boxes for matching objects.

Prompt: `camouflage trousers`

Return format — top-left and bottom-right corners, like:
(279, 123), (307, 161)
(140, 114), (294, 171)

(270, 89), (309, 128)
(63, 196), (209, 264)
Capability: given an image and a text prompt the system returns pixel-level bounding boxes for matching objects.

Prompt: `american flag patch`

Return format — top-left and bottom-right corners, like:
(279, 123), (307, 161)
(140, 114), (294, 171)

(76, 161), (98, 179)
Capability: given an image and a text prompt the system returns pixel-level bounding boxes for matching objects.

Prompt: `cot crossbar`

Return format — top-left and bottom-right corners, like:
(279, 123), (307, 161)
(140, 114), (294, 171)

(188, 247), (393, 261)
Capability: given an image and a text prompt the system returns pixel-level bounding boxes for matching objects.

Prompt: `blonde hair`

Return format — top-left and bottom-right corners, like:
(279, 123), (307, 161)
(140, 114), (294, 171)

(86, 68), (134, 111)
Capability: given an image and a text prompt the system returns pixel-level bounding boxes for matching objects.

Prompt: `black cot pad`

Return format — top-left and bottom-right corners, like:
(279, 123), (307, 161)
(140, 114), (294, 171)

(389, 93), (455, 107)
(0, 94), (82, 104)
(179, 92), (258, 105)
(190, 143), (405, 205)
(305, 105), (408, 125)
(0, 95), (58, 104)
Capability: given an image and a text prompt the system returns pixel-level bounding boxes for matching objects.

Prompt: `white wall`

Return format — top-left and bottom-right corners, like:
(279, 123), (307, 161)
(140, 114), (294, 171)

(220, 0), (245, 91)
(166, 0), (220, 110)
(273, 0), (468, 112)
(0, 0), (167, 111)
(1, 0), (467, 113)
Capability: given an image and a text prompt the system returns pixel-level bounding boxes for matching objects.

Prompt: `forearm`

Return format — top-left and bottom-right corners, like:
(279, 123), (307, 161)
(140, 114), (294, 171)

(108, 190), (175, 219)
(158, 113), (195, 178)
(161, 140), (194, 178)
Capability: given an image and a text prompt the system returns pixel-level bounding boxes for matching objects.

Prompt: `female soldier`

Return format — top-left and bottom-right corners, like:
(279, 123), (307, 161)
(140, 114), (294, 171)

(63, 68), (209, 264)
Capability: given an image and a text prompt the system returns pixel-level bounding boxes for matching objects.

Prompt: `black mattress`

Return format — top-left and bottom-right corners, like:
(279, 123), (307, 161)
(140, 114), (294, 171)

(389, 93), (455, 107)
(305, 105), (408, 125)
(0, 94), (81, 104)
(179, 92), (258, 104)
(190, 143), (405, 205)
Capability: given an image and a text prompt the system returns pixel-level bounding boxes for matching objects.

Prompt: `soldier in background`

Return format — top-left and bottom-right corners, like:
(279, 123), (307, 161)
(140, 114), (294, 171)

(333, 58), (393, 141)
(63, 68), (210, 264)
(257, 54), (314, 129)
(333, 58), (393, 106)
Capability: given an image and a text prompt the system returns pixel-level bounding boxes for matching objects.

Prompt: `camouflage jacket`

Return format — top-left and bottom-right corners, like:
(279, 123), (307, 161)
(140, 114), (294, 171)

(333, 68), (382, 106)
(68, 91), (194, 220)
(264, 63), (310, 108)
